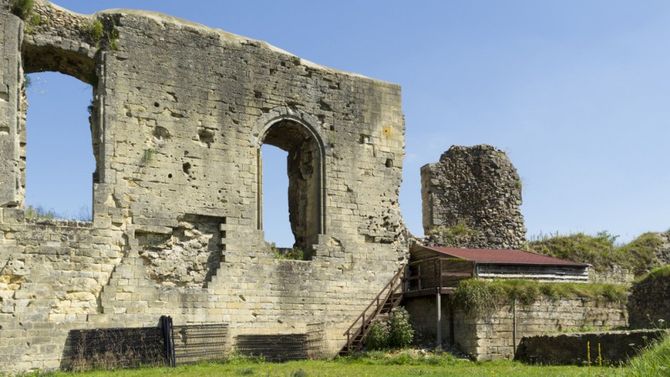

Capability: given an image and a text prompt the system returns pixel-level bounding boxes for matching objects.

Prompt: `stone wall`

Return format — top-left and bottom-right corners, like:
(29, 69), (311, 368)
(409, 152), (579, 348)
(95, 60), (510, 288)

(515, 330), (667, 365)
(454, 298), (628, 360)
(421, 145), (526, 249)
(653, 231), (670, 265)
(406, 295), (628, 360)
(628, 269), (670, 329)
(588, 265), (635, 285)
(0, 1), (407, 373)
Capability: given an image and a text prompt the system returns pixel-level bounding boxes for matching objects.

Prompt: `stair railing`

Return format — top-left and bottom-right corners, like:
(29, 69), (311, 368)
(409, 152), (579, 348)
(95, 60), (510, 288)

(341, 264), (407, 354)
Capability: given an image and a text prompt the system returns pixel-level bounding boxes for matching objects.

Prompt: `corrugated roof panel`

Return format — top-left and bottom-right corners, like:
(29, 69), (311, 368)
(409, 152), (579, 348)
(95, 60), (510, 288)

(414, 245), (589, 267)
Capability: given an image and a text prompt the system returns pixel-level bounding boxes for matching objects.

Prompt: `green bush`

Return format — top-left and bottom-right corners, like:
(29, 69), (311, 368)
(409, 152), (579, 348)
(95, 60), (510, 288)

(426, 221), (480, 247)
(11, 0), (34, 20)
(529, 231), (664, 275)
(364, 308), (414, 350)
(388, 307), (414, 348)
(365, 320), (389, 350)
(87, 19), (104, 43)
(270, 243), (305, 260)
(636, 265), (670, 284)
(453, 279), (628, 315)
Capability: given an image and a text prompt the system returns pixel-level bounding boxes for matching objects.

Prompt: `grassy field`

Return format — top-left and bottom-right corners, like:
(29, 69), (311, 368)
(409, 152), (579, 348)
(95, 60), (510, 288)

(37, 353), (624, 377)
(42, 361), (620, 377)
(26, 337), (670, 377)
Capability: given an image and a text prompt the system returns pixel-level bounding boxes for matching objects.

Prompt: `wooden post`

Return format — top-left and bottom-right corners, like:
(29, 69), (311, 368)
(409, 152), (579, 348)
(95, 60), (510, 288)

(436, 291), (442, 349)
(449, 296), (455, 345)
(512, 298), (517, 356)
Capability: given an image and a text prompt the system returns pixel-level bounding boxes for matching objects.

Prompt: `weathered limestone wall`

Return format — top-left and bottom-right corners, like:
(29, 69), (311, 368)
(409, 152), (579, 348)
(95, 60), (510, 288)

(0, 1), (407, 373)
(404, 295), (450, 346)
(588, 266), (635, 285)
(453, 298), (628, 360)
(421, 145), (526, 249)
(628, 270), (670, 329)
(407, 295), (628, 360)
(0, 12), (22, 207)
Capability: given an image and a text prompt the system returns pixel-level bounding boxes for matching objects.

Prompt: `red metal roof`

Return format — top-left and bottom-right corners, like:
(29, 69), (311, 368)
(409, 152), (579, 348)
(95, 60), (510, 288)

(416, 245), (589, 267)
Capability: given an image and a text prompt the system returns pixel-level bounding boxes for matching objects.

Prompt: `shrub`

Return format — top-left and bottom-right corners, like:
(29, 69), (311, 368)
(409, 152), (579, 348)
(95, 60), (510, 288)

(636, 265), (670, 283)
(453, 279), (628, 315)
(270, 243), (305, 260)
(388, 307), (414, 348)
(529, 231), (664, 276)
(11, 0), (34, 20)
(87, 19), (104, 43)
(426, 221), (480, 247)
(365, 320), (389, 350)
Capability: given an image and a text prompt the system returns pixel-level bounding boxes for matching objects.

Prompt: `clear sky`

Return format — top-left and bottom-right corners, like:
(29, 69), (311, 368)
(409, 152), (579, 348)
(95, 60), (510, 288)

(26, 1), (670, 246)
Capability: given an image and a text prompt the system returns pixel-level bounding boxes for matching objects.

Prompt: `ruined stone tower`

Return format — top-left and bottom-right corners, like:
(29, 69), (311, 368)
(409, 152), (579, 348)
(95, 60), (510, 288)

(421, 145), (526, 249)
(0, 0), (406, 371)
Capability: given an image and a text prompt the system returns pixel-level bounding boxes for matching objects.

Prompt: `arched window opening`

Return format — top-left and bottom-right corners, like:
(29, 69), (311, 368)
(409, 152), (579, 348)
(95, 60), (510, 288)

(24, 72), (95, 221)
(259, 119), (324, 260)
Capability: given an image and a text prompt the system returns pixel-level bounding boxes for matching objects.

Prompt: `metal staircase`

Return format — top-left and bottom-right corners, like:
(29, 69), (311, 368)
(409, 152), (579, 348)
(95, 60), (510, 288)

(339, 265), (406, 355)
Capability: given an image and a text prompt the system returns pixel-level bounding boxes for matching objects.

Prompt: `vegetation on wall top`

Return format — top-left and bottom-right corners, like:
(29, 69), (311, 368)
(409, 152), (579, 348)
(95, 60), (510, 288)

(634, 265), (670, 285)
(528, 231), (665, 276)
(452, 279), (628, 315)
(10, 0), (33, 20)
(425, 221), (481, 247)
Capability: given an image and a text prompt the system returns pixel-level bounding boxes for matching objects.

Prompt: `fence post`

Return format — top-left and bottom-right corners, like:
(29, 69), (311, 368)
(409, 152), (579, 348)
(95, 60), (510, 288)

(160, 315), (176, 367)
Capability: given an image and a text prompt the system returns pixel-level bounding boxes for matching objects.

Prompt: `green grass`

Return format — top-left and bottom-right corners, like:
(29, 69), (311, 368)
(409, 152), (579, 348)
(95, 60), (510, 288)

(23, 343), (670, 377)
(453, 279), (628, 315)
(529, 231), (665, 275)
(622, 335), (670, 377)
(26, 356), (622, 377)
(18, 337), (670, 377)
(634, 265), (670, 284)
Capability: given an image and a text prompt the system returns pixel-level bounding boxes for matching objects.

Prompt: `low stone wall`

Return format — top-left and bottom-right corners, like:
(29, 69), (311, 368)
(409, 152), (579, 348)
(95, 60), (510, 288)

(405, 295), (628, 360)
(454, 298), (628, 360)
(515, 330), (667, 365)
(405, 295), (449, 347)
(628, 269), (670, 329)
(589, 266), (634, 285)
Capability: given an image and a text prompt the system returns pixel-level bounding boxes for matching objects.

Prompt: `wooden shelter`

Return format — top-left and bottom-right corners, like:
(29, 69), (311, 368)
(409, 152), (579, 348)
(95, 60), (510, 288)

(407, 244), (589, 296)
(405, 244), (590, 347)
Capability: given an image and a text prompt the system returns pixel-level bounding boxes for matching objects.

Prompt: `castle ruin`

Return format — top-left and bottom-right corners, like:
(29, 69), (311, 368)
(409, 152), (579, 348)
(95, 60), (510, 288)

(0, 0), (406, 371)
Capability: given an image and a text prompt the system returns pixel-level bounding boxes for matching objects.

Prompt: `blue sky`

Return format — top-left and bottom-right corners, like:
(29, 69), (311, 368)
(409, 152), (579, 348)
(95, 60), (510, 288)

(26, 1), (670, 245)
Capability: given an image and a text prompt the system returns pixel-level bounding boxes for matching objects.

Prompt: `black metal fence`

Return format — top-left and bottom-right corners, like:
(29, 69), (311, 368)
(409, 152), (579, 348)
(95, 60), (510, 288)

(61, 317), (319, 370)
(61, 325), (166, 371)
(236, 334), (310, 361)
(173, 323), (229, 364)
